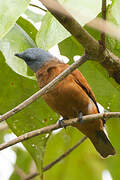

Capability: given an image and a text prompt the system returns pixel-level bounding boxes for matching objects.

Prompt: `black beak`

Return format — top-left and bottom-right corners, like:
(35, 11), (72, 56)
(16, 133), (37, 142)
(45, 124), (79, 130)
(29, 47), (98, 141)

(15, 53), (23, 59)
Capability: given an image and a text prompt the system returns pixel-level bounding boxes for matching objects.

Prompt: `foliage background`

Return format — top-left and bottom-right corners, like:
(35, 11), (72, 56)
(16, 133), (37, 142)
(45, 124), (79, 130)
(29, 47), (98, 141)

(0, 0), (120, 179)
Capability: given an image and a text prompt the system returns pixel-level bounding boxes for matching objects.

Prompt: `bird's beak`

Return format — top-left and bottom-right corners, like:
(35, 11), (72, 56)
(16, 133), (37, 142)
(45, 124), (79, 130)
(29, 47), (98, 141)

(15, 53), (23, 59)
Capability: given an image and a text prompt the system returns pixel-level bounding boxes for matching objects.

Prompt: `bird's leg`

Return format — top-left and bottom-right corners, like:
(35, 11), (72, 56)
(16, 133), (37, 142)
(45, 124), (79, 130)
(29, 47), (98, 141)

(78, 112), (83, 123)
(58, 117), (68, 128)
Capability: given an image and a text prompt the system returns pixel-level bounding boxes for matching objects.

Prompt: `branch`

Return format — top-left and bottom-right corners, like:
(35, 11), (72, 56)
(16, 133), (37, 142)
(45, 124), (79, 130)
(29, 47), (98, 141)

(39, 0), (120, 84)
(24, 136), (87, 180)
(0, 112), (120, 151)
(100, 0), (106, 48)
(0, 55), (87, 123)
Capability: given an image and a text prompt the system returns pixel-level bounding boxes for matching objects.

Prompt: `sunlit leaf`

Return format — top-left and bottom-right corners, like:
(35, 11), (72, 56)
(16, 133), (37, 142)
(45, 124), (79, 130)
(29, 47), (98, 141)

(58, 0), (102, 26)
(17, 16), (38, 42)
(0, 0), (30, 39)
(25, 9), (44, 23)
(36, 12), (70, 50)
(0, 25), (36, 79)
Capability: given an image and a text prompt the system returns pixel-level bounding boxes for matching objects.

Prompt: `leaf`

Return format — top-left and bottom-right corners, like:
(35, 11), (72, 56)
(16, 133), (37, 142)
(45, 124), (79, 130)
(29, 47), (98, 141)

(0, 24), (36, 79)
(25, 9), (44, 23)
(0, 0), (30, 39)
(36, 12), (70, 50)
(0, 36), (58, 173)
(16, 16), (38, 42)
(58, 0), (102, 26)
(106, 0), (120, 58)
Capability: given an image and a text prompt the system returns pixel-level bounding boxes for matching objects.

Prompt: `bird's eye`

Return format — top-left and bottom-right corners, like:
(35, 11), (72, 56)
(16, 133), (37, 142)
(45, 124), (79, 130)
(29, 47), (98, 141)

(25, 56), (31, 62)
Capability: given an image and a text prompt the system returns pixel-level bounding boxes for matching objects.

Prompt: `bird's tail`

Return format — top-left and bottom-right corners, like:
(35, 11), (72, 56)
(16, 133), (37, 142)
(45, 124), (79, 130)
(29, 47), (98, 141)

(89, 130), (116, 158)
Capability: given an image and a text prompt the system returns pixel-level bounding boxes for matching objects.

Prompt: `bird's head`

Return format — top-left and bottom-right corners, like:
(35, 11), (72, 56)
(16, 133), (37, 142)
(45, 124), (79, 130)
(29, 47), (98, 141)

(15, 48), (54, 72)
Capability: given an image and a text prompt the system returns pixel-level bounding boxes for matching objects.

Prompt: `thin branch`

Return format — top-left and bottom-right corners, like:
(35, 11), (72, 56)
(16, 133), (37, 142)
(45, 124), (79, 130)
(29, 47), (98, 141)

(0, 112), (120, 151)
(29, 3), (47, 12)
(24, 172), (39, 180)
(100, 0), (106, 48)
(39, 0), (120, 84)
(0, 55), (87, 123)
(0, 116), (80, 151)
(43, 136), (87, 171)
(24, 136), (87, 180)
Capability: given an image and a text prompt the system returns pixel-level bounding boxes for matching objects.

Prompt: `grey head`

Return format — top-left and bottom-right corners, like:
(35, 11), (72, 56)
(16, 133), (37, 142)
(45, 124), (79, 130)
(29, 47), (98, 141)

(15, 48), (54, 72)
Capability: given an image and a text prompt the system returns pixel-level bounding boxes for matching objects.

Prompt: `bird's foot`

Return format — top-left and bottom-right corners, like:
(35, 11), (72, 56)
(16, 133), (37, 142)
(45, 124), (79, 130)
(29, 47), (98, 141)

(78, 112), (83, 123)
(58, 117), (68, 128)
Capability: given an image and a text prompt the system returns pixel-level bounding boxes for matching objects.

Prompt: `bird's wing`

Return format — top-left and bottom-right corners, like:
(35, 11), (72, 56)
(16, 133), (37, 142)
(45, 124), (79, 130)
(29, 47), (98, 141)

(71, 69), (100, 113)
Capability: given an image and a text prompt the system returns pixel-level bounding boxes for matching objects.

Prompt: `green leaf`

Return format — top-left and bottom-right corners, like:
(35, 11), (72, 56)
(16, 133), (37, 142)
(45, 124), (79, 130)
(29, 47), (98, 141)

(0, 0), (30, 39)
(36, 12), (70, 50)
(0, 37), (58, 173)
(16, 16), (38, 42)
(58, 0), (102, 26)
(0, 24), (36, 79)
(106, 0), (120, 58)
(25, 9), (44, 23)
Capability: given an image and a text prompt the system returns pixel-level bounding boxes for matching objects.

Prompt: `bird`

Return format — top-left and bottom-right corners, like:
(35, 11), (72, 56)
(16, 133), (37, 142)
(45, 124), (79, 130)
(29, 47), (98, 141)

(15, 48), (116, 158)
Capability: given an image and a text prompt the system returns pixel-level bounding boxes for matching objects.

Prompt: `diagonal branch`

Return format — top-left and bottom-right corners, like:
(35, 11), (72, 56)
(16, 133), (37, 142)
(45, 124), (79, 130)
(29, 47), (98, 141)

(24, 136), (87, 180)
(0, 112), (120, 151)
(39, 0), (120, 84)
(0, 55), (87, 123)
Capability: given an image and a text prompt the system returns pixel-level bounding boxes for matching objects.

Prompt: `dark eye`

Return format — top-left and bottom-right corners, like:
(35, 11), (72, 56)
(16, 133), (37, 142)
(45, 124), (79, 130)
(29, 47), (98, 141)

(25, 56), (30, 62)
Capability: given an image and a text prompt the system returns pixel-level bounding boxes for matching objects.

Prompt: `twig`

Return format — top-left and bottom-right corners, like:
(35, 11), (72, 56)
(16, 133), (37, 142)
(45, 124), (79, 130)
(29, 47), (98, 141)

(24, 136), (87, 180)
(0, 112), (120, 151)
(29, 3), (47, 12)
(43, 136), (87, 171)
(100, 0), (106, 48)
(0, 55), (87, 123)
(24, 172), (39, 180)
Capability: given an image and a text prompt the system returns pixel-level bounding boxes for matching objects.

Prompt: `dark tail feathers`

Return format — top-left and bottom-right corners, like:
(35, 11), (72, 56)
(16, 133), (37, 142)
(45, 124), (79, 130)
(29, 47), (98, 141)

(89, 130), (116, 158)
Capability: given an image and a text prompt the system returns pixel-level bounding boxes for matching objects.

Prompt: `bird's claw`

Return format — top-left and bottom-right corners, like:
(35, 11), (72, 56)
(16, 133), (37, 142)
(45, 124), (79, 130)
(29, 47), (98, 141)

(78, 112), (83, 123)
(58, 118), (67, 129)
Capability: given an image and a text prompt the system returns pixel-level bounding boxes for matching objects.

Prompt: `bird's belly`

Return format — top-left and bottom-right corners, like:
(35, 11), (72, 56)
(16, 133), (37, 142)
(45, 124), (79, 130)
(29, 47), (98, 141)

(43, 80), (92, 118)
